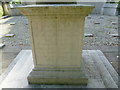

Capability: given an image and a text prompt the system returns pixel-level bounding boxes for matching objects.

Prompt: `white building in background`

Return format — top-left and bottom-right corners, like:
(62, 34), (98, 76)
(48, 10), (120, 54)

(77, 0), (119, 15)
(2, 0), (119, 16)
(77, 0), (107, 14)
(20, 0), (108, 14)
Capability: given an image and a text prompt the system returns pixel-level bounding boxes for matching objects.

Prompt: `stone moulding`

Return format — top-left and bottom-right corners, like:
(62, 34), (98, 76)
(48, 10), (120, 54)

(17, 4), (94, 85)
(17, 4), (95, 16)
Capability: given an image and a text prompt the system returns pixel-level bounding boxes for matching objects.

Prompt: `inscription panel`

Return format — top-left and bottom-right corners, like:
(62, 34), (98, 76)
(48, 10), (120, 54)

(31, 16), (84, 68)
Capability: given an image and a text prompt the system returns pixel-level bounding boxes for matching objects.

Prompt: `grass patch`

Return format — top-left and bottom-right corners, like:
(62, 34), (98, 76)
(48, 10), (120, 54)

(106, 26), (113, 28)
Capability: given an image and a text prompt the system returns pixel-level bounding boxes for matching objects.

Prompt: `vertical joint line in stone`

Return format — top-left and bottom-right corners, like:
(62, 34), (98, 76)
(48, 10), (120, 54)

(56, 16), (58, 65)
(30, 21), (37, 66)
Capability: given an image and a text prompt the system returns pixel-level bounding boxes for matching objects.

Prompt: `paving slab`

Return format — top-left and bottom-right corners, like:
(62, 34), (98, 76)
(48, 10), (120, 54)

(0, 50), (119, 89)
(9, 22), (16, 25)
(0, 44), (5, 49)
(84, 34), (94, 37)
(0, 16), (11, 20)
(4, 34), (15, 37)
(110, 34), (120, 37)
(111, 22), (117, 25)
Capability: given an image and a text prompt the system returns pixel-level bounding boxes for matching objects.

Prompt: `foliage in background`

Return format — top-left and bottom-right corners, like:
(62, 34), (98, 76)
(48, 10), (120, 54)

(107, 0), (120, 3)
(9, 0), (21, 4)
(0, 4), (3, 17)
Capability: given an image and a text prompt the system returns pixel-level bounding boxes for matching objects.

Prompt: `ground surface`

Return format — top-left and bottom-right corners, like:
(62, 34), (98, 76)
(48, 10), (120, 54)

(0, 50), (118, 88)
(0, 14), (119, 75)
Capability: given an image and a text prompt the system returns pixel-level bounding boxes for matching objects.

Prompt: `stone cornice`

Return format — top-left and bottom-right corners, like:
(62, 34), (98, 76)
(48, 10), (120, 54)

(17, 4), (95, 16)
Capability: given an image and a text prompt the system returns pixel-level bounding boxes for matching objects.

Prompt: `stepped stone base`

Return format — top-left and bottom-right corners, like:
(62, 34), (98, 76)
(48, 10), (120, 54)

(28, 70), (87, 85)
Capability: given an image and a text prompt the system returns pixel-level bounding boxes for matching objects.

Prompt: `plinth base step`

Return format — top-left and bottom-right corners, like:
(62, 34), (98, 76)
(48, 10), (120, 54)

(28, 71), (87, 85)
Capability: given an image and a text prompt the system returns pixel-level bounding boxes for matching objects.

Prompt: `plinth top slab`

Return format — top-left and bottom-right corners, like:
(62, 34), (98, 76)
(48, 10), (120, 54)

(17, 4), (95, 16)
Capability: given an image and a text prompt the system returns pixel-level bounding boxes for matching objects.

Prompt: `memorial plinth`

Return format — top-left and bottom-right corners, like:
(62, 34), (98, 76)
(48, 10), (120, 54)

(17, 4), (94, 85)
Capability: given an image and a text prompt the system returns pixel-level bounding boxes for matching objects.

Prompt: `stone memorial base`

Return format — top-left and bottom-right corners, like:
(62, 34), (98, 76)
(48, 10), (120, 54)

(28, 70), (87, 85)
(0, 50), (118, 88)
(17, 4), (95, 86)
(27, 60), (87, 85)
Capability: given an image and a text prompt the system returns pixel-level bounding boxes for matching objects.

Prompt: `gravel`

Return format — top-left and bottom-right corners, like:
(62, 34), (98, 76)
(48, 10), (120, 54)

(84, 14), (118, 46)
(0, 15), (118, 47)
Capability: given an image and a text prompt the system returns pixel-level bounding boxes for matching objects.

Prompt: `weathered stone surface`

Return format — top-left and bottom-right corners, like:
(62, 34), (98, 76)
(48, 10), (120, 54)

(17, 4), (94, 85)
(28, 70), (88, 85)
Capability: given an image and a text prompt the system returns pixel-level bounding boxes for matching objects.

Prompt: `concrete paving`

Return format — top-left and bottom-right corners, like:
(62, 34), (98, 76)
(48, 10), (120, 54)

(0, 50), (119, 88)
